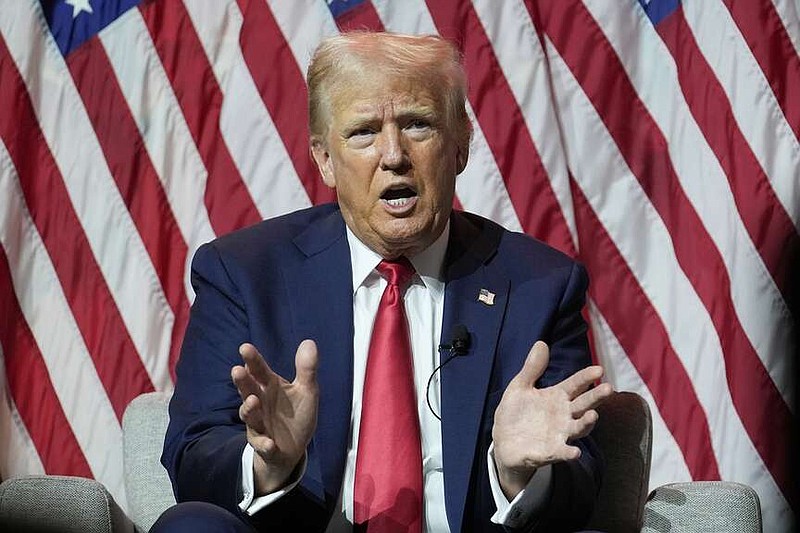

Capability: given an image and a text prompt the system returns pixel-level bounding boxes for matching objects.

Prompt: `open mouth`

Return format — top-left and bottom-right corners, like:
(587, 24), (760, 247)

(380, 186), (418, 208)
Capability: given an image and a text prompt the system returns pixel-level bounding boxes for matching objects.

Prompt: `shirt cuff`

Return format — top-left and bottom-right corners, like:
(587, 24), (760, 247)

(238, 443), (307, 515)
(487, 442), (553, 528)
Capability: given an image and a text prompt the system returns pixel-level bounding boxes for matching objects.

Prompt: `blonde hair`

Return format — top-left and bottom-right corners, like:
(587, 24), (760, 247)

(307, 32), (472, 152)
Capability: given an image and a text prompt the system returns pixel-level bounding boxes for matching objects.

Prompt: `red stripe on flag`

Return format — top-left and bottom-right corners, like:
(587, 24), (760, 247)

(0, 248), (94, 477)
(139, 1), (261, 235)
(533, 0), (793, 504)
(66, 37), (190, 380)
(0, 35), (154, 421)
(658, 6), (799, 297)
(722, 0), (800, 143)
(570, 178), (721, 481)
(235, 0), (335, 206)
(424, 0), (576, 256)
(334, 2), (385, 32)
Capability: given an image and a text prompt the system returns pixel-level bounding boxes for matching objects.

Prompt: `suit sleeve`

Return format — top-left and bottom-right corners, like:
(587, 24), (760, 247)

(160, 243), (330, 530)
(530, 261), (603, 533)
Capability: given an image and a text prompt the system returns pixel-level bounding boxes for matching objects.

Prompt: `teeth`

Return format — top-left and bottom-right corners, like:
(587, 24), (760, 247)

(386, 198), (410, 207)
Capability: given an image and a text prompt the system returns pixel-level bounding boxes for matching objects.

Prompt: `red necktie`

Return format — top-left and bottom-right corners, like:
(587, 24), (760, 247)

(354, 258), (423, 532)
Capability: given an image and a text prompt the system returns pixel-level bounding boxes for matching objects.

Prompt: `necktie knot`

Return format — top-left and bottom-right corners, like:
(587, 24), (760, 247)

(377, 257), (415, 291)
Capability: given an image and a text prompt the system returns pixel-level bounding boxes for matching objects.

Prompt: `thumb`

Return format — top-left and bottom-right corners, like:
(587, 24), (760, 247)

(294, 339), (319, 387)
(514, 341), (550, 387)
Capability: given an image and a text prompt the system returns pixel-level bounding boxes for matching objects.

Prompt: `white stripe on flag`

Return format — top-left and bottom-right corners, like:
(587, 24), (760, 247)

(586, 301), (692, 491)
(2, 0), (173, 392)
(0, 370), (46, 480)
(771, 0), (800, 65)
(472, 0), (579, 246)
(584, 0), (795, 409)
(99, 7), (216, 297)
(682, 0), (800, 228)
(457, 106), (524, 233)
(0, 139), (125, 505)
(266, 0), (339, 76)
(545, 39), (791, 531)
(182, 0), (312, 219)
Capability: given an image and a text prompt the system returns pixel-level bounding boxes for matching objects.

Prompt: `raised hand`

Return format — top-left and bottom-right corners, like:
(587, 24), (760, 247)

(231, 340), (320, 495)
(492, 341), (613, 500)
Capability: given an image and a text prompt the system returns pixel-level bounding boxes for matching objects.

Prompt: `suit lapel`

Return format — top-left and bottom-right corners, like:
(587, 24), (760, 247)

(440, 213), (509, 532)
(285, 209), (354, 504)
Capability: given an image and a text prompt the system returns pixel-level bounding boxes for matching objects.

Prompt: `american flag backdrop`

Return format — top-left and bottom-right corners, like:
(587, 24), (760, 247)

(0, 0), (797, 530)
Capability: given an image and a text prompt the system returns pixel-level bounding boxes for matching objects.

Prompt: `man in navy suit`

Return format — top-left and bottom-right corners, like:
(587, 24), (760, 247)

(157, 32), (612, 532)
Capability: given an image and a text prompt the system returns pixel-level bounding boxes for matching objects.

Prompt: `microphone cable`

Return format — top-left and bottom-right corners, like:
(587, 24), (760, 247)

(426, 324), (470, 421)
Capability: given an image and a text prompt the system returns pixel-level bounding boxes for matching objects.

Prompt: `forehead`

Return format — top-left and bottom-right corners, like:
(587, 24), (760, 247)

(326, 70), (446, 121)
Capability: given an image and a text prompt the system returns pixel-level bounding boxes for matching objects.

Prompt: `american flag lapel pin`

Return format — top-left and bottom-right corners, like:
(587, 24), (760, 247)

(478, 288), (495, 306)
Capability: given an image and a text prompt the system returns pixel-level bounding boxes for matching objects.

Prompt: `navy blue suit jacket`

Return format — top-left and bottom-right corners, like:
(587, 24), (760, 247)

(162, 204), (601, 532)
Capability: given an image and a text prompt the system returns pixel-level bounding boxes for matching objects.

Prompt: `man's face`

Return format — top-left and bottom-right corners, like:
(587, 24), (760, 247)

(311, 73), (465, 259)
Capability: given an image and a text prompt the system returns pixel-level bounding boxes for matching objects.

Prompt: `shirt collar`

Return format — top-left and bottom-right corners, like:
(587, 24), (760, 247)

(346, 221), (450, 298)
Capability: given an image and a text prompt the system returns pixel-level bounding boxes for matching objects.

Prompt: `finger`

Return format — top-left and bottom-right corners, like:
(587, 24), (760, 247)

(558, 443), (582, 462)
(512, 341), (550, 387)
(571, 382), (614, 417)
(239, 394), (267, 434)
(557, 365), (604, 399)
(293, 339), (319, 388)
(239, 343), (279, 386)
(569, 409), (599, 440)
(231, 365), (261, 401)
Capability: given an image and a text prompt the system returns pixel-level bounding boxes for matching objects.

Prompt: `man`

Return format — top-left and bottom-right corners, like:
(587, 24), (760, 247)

(156, 32), (612, 532)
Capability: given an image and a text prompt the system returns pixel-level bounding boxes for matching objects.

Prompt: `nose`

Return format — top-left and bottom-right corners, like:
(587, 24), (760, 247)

(378, 125), (410, 173)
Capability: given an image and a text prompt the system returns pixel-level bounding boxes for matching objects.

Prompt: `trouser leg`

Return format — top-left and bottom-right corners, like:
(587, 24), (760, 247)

(150, 501), (255, 533)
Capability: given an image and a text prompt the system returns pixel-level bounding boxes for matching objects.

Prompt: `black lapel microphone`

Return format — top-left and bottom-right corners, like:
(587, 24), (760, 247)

(426, 324), (471, 421)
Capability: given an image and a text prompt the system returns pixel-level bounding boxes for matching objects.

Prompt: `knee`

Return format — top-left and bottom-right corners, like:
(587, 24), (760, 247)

(150, 501), (253, 532)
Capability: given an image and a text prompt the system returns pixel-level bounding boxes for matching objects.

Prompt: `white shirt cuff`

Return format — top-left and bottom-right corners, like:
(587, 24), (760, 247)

(487, 442), (553, 528)
(238, 443), (307, 515)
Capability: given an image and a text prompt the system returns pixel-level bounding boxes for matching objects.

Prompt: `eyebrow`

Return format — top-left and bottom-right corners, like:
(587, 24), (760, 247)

(397, 107), (438, 121)
(339, 106), (439, 131)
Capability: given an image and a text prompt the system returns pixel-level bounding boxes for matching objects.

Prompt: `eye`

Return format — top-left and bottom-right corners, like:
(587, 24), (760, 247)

(405, 119), (431, 131)
(348, 127), (376, 138)
(344, 127), (376, 148)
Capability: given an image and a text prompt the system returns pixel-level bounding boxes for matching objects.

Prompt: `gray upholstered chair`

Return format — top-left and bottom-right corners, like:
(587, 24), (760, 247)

(121, 392), (175, 531)
(585, 391), (652, 532)
(0, 392), (174, 533)
(0, 390), (762, 532)
(642, 481), (763, 533)
(0, 474), (135, 533)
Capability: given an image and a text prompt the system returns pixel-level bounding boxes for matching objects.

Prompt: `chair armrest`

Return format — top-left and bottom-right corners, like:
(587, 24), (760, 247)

(642, 481), (762, 532)
(122, 391), (175, 531)
(0, 475), (136, 533)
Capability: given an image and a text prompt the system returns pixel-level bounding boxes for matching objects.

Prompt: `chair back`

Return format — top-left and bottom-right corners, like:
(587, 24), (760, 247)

(642, 481), (763, 532)
(0, 475), (134, 533)
(122, 391), (175, 532)
(585, 391), (653, 532)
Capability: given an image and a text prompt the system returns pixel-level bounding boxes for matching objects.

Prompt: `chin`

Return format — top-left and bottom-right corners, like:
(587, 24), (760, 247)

(375, 222), (437, 254)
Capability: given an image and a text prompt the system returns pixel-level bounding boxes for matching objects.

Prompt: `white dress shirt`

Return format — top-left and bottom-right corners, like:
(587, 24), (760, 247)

(238, 223), (552, 530)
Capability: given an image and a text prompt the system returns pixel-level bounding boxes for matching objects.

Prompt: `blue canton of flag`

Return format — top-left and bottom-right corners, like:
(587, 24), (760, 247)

(40, 0), (143, 56)
(637, 0), (681, 25)
(326, 0), (369, 20)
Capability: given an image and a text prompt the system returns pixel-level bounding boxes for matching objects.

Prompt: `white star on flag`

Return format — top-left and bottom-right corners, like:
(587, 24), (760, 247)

(65, 0), (93, 19)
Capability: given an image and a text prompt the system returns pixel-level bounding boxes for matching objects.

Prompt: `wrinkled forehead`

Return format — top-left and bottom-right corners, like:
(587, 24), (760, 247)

(321, 61), (449, 123)
(331, 72), (442, 110)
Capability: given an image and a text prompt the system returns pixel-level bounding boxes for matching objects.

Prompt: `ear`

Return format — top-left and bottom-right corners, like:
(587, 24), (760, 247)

(311, 137), (336, 188)
(456, 145), (469, 175)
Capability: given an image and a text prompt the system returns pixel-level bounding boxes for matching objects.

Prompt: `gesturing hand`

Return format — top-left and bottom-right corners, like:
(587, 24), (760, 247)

(492, 341), (613, 500)
(231, 340), (320, 495)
